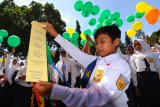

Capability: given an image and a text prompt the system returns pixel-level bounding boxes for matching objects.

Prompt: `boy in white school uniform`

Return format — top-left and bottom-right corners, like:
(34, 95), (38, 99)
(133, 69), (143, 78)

(36, 22), (131, 107)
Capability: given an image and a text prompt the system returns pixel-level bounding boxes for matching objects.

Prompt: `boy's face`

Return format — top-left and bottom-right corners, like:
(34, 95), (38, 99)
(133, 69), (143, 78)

(95, 34), (119, 57)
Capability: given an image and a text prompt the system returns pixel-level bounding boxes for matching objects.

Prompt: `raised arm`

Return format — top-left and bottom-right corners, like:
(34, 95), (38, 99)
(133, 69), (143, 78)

(42, 22), (97, 68)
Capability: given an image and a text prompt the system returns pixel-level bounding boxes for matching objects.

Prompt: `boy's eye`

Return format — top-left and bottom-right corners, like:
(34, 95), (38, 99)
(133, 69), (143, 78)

(101, 40), (106, 43)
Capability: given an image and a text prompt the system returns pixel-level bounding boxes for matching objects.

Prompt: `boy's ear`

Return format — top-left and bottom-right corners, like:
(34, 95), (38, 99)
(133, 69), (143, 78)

(113, 38), (120, 47)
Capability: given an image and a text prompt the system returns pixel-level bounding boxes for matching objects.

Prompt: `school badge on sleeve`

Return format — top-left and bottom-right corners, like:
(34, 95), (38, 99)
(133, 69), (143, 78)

(147, 57), (154, 63)
(93, 69), (104, 83)
(116, 74), (129, 91)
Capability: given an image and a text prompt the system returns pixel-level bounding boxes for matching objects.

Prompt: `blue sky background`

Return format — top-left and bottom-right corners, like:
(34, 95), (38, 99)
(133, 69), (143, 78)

(0, 0), (160, 42)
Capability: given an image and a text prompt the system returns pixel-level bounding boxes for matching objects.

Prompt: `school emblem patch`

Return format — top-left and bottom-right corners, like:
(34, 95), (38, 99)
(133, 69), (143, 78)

(116, 74), (129, 91)
(93, 69), (104, 83)
(147, 58), (154, 63)
(85, 70), (91, 78)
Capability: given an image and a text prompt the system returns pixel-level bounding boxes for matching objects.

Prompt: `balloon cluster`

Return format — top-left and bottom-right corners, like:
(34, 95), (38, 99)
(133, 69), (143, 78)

(0, 29), (21, 47)
(97, 9), (123, 28)
(74, 0), (100, 17)
(127, 12), (145, 23)
(127, 21), (143, 38)
(136, 1), (160, 24)
(63, 27), (95, 47)
(62, 28), (79, 48)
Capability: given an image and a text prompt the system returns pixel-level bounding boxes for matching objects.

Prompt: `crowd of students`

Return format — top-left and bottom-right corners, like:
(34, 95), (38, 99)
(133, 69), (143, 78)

(0, 23), (160, 107)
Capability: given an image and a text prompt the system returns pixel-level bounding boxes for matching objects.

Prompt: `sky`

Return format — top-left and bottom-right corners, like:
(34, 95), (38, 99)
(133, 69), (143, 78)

(0, 0), (160, 42)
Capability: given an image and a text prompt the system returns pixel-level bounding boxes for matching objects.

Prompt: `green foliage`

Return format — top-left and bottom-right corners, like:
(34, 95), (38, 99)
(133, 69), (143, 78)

(125, 32), (132, 47)
(151, 31), (159, 44)
(0, 0), (66, 57)
(119, 41), (126, 54)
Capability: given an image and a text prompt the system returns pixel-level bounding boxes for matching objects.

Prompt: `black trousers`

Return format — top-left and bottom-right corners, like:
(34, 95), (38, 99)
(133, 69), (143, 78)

(0, 82), (14, 107)
(14, 84), (32, 107)
(137, 71), (160, 107)
(126, 80), (138, 107)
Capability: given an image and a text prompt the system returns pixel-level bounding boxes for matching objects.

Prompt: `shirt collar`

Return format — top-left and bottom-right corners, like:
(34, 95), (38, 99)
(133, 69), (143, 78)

(98, 53), (121, 64)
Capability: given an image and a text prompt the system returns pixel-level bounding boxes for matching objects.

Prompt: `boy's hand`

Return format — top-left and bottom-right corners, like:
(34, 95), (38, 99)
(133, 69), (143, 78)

(41, 22), (58, 38)
(12, 48), (15, 54)
(36, 81), (53, 97)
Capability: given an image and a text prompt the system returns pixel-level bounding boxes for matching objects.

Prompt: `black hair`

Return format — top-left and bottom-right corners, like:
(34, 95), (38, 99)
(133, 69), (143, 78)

(94, 25), (121, 42)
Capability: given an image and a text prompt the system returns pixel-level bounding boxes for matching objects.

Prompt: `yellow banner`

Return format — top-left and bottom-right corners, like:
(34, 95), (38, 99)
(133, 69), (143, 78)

(26, 21), (48, 82)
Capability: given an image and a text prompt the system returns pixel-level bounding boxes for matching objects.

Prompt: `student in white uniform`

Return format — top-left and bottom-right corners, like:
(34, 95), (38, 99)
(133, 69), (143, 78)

(2, 48), (18, 107)
(130, 39), (160, 107)
(14, 60), (32, 107)
(55, 48), (77, 87)
(36, 23), (131, 107)
(125, 45), (138, 107)
(0, 52), (8, 107)
(0, 52), (7, 86)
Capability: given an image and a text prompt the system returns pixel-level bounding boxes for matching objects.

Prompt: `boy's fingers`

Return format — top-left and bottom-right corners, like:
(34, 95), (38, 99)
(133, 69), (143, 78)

(37, 81), (48, 86)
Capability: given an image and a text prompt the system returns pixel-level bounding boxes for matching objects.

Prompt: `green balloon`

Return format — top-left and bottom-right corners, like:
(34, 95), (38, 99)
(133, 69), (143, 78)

(98, 16), (105, 23)
(89, 18), (96, 26)
(111, 12), (120, 21)
(96, 23), (103, 29)
(80, 39), (87, 46)
(70, 37), (78, 44)
(104, 18), (113, 26)
(0, 37), (3, 43)
(74, 0), (83, 11)
(127, 15), (135, 23)
(7, 35), (21, 47)
(63, 32), (70, 40)
(71, 32), (79, 40)
(0, 29), (8, 38)
(82, 1), (93, 14)
(101, 9), (110, 19)
(135, 12), (145, 18)
(84, 29), (92, 36)
(114, 19), (123, 27)
(91, 5), (100, 15)
(81, 11), (90, 17)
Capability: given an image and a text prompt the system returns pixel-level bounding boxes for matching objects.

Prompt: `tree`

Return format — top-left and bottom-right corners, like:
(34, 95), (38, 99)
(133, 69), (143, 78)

(119, 41), (126, 54)
(124, 32), (132, 47)
(75, 20), (82, 48)
(150, 31), (159, 44)
(0, 0), (66, 57)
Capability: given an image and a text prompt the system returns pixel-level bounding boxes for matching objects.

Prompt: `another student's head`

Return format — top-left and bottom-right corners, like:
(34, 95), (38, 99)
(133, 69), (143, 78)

(59, 47), (66, 57)
(127, 45), (134, 55)
(94, 25), (121, 57)
(134, 39), (150, 53)
(12, 58), (18, 65)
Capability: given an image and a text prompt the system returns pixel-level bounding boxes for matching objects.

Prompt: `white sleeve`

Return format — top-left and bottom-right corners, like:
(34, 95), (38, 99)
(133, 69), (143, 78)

(4, 54), (12, 69)
(154, 43), (160, 51)
(54, 35), (97, 68)
(15, 70), (22, 82)
(130, 56), (138, 86)
(153, 53), (160, 79)
(50, 62), (131, 107)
